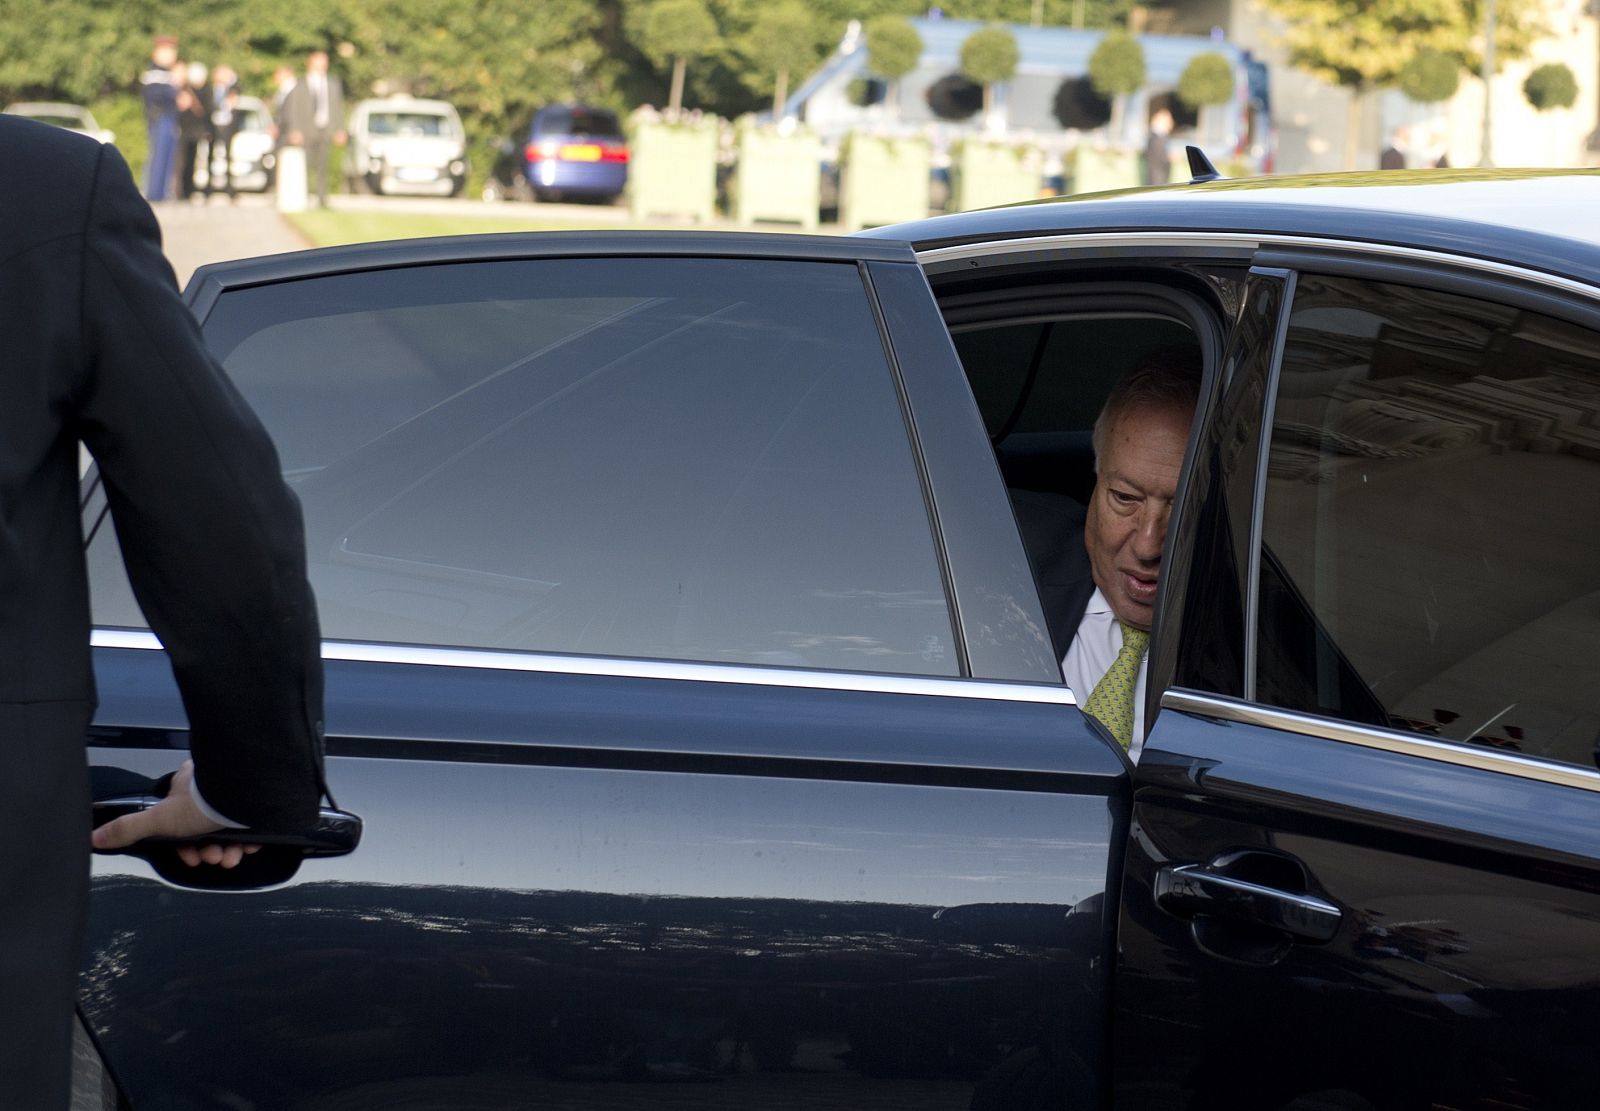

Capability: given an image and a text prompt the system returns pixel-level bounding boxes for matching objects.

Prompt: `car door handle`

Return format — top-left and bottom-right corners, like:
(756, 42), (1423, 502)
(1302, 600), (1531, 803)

(1154, 863), (1341, 943)
(91, 795), (362, 858)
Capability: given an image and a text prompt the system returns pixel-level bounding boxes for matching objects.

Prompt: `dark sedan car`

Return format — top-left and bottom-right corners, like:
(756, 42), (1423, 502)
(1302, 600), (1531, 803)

(483, 103), (629, 204)
(78, 167), (1599, 1110)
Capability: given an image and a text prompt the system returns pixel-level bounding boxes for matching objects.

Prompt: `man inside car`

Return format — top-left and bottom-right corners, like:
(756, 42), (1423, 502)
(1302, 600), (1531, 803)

(1012, 347), (1201, 756)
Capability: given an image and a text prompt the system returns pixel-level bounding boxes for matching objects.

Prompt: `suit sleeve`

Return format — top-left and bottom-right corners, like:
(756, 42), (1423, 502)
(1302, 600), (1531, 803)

(72, 142), (325, 833)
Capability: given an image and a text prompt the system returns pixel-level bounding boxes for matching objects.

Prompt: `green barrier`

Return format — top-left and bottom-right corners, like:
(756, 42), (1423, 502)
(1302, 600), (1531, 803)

(734, 126), (821, 230)
(1071, 147), (1141, 195)
(838, 133), (930, 231)
(950, 139), (1045, 212)
(629, 119), (718, 223)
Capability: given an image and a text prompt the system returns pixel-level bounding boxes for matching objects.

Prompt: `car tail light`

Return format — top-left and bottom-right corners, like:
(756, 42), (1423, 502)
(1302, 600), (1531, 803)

(525, 140), (561, 163)
(600, 145), (629, 163)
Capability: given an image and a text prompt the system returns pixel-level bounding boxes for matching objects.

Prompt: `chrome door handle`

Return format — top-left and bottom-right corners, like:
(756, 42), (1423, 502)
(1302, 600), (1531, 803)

(1155, 863), (1341, 943)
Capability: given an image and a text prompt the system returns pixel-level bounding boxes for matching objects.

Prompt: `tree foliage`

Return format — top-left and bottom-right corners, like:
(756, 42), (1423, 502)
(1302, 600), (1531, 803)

(1523, 62), (1578, 111)
(1398, 48), (1460, 102)
(1176, 52), (1234, 109)
(959, 26), (1020, 88)
(742, 3), (817, 114)
(1255, 0), (1544, 92)
(632, 0), (717, 71)
(1088, 31), (1144, 98)
(865, 16), (922, 82)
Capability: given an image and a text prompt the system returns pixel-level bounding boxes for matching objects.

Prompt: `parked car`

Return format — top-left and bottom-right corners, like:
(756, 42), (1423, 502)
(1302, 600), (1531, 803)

(346, 95), (468, 196)
(4, 101), (114, 144)
(484, 103), (629, 203)
(192, 95), (276, 193)
(78, 165), (1600, 1110)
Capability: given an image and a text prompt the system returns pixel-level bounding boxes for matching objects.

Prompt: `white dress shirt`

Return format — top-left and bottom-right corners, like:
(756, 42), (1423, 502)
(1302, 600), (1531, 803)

(1061, 587), (1149, 761)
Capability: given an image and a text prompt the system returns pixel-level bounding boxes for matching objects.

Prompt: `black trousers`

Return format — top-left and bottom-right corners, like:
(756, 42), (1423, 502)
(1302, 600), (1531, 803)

(0, 701), (91, 1108)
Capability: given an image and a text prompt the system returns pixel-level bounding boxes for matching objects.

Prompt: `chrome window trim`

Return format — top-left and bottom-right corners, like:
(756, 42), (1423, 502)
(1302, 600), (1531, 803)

(1161, 687), (1600, 794)
(90, 628), (1077, 706)
(916, 233), (1600, 301)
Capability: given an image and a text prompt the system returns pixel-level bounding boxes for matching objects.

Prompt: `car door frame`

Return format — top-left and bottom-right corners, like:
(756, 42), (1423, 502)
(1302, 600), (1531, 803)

(80, 231), (1139, 1110)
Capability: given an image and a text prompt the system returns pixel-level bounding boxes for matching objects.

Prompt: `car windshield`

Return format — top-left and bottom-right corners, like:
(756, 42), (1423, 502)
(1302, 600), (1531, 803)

(537, 108), (622, 139)
(367, 111), (457, 137)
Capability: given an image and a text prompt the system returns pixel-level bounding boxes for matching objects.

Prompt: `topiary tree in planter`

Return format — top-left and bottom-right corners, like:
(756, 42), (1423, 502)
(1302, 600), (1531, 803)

(865, 15), (922, 121)
(1523, 62), (1578, 111)
(744, 2), (818, 119)
(1089, 30), (1145, 137)
(959, 25), (1020, 127)
(1398, 49), (1461, 104)
(1176, 51), (1234, 138)
(634, 0), (718, 116)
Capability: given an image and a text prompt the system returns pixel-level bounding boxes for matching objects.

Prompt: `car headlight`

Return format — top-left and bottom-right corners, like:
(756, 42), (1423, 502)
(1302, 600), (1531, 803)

(367, 158), (384, 174)
(449, 160), (465, 175)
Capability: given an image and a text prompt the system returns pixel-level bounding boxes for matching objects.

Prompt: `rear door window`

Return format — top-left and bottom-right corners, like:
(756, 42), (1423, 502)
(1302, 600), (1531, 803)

(88, 257), (958, 676)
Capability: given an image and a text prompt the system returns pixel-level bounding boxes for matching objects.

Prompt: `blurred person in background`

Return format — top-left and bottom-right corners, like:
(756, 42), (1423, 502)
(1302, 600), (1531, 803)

(1380, 126), (1409, 170)
(283, 48), (345, 207)
(204, 63), (241, 202)
(139, 35), (180, 201)
(1144, 106), (1174, 186)
(175, 61), (210, 202)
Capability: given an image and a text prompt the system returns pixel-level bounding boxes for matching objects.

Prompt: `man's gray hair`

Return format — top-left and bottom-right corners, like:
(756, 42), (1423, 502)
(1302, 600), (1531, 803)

(1091, 345), (1204, 469)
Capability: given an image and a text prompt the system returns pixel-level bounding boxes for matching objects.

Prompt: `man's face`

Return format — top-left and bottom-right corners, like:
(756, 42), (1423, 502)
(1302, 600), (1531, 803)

(153, 44), (177, 68)
(308, 52), (329, 74)
(1084, 403), (1192, 631)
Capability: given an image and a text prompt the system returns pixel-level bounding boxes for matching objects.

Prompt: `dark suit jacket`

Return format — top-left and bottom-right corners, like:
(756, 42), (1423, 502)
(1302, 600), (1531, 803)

(1009, 489), (1096, 666)
(282, 71), (345, 140)
(0, 115), (323, 832)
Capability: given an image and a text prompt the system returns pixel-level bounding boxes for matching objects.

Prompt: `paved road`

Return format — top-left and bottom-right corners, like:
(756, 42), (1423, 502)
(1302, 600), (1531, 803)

(152, 193), (309, 290)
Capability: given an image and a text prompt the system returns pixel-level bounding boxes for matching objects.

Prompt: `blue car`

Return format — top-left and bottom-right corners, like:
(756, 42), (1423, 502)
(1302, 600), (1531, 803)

(484, 104), (628, 204)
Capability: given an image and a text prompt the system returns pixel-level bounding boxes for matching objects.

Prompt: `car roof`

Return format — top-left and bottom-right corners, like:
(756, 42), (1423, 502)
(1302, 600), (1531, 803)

(862, 168), (1600, 289)
(357, 96), (458, 114)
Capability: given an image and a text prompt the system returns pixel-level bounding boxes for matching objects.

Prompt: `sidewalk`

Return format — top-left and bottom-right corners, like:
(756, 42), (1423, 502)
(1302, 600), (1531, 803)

(152, 194), (310, 290)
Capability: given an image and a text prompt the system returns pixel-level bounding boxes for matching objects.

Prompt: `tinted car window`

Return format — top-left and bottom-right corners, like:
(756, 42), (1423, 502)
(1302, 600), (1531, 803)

(1258, 272), (1600, 768)
(534, 107), (622, 139)
(88, 258), (957, 676)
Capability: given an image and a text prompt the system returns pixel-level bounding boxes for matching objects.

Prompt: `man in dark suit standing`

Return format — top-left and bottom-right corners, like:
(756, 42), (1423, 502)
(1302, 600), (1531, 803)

(0, 114), (325, 1106)
(1012, 348), (1201, 757)
(283, 48), (346, 206)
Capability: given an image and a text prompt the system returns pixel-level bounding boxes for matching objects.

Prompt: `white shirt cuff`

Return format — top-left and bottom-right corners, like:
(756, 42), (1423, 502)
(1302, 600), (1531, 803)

(189, 777), (249, 829)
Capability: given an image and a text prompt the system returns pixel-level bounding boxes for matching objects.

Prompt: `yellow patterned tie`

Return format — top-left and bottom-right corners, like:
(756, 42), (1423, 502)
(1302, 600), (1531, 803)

(1083, 622), (1150, 750)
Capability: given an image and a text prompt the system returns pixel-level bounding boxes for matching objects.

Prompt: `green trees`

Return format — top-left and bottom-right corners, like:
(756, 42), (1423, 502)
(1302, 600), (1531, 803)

(742, 3), (818, 117)
(1523, 62), (1578, 111)
(864, 15), (922, 118)
(1176, 52), (1234, 111)
(959, 26), (1020, 122)
(1398, 49), (1462, 104)
(1088, 30), (1144, 134)
(633, 0), (718, 115)
(1255, 0), (1544, 167)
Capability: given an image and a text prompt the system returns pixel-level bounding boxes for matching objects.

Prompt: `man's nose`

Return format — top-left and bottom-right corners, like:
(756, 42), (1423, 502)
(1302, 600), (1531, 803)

(1131, 507), (1168, 562)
